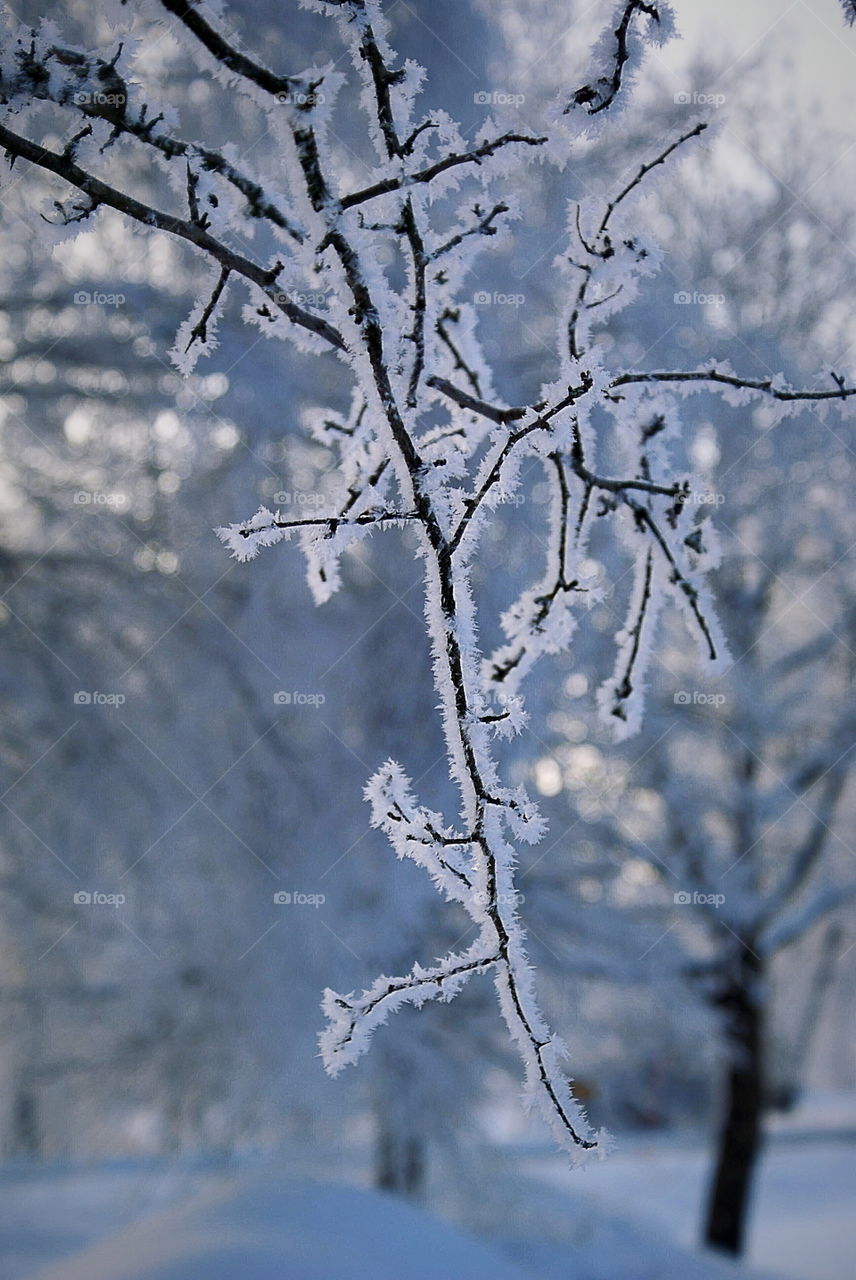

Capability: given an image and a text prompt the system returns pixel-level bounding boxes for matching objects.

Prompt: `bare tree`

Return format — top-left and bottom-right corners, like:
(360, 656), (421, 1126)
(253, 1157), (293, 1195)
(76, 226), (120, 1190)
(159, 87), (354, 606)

(588, 104), (856, 1249)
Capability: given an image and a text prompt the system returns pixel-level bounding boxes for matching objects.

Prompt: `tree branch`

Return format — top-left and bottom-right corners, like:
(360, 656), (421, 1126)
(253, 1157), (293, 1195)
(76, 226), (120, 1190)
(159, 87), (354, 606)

(340, 133), (547, 210)
(612, 368), (856, 402)
(158, 0), (301, 100)
(448, 376), (594, 554)
(0, 123), (345, 352)
(9, 42), (305, 241)
(566, 1), (664, 116)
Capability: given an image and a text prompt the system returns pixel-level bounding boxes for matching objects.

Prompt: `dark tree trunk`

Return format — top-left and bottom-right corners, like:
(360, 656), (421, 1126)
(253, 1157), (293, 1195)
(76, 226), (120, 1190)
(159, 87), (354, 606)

(704, 951), (765, 1255)
(11, 1087), (40, 1156)
(375, 1126), (426, 1199)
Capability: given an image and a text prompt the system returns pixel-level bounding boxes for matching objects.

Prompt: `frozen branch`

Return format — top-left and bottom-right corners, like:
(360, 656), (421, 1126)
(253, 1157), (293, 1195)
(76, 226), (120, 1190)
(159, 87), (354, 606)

(612, 367), (856, 403)
(429, 201), (510, 260)
(566, 1), (673, 117)
(0, 124), (345, 352)
(7, 0), (850, 1164)
(427, 376), (526, 424)
(623, 498), (720, 661)
(595, 122), (708, 237)
(449, 376), (595, 555)
(321, 940), (499, 1074)
(158, 0), (302, 100)
(3, 41), (305, 240)
(340, 133), (548, 209)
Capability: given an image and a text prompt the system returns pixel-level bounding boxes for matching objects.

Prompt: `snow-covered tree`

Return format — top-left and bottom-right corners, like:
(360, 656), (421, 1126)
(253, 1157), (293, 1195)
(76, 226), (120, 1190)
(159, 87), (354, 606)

(2, 0), (854, 1164)
(541, 92), (856, 1250)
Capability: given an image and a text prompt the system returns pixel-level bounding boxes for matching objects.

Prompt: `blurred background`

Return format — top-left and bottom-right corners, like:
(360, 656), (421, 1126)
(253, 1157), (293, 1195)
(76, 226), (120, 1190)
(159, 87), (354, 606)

(0, 2), (854, 1278)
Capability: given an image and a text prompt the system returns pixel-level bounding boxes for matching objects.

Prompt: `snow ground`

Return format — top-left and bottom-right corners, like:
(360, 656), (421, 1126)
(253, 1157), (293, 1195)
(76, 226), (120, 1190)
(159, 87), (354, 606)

(2, 1096), (852, 1280)
(0, 1157), (770, 1280)
(21, 1175), (536, 1280)
(524, 1112), (856, 1280)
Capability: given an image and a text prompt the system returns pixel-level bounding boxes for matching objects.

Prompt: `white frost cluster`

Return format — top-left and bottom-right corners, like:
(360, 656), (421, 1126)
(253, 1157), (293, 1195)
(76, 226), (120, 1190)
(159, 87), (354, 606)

(216, 507), (290, 562)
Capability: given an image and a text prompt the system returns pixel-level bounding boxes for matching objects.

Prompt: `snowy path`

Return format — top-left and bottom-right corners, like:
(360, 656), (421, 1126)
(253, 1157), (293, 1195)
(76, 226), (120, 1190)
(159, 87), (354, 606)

(2, 1114), (852, 1280)
(3, 1169), (534, 1280)
(0, 1156), (765, 1280)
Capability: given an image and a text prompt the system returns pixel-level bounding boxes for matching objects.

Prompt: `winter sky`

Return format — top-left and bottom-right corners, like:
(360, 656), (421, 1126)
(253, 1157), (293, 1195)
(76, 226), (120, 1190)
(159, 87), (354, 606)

(662, 0), (856, 116)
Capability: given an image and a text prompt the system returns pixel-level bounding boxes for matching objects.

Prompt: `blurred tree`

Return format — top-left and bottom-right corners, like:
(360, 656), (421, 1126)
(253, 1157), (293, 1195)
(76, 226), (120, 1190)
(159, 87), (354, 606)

(540, 94), (856, 1252)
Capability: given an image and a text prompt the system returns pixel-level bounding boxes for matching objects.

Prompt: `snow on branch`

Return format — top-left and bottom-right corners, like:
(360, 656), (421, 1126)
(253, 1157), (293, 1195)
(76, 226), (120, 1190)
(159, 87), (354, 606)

(320, 938), (499, 1075)
(0, 30), (306, 241)
(565, 1), (676, 120)
(216, 506), (418, 564)
(611, 366), (856, 405)
(0, 121), (345, 353)
(7, 0), (853, 1163)
(339, 132), (547, 209)
(364, 759), (475, 902)
(170, 265), (231, 374)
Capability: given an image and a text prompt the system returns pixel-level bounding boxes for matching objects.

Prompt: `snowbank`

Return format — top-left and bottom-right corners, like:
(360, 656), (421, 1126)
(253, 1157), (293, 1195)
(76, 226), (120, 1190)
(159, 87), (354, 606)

(29, 1175), (533, 1280)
